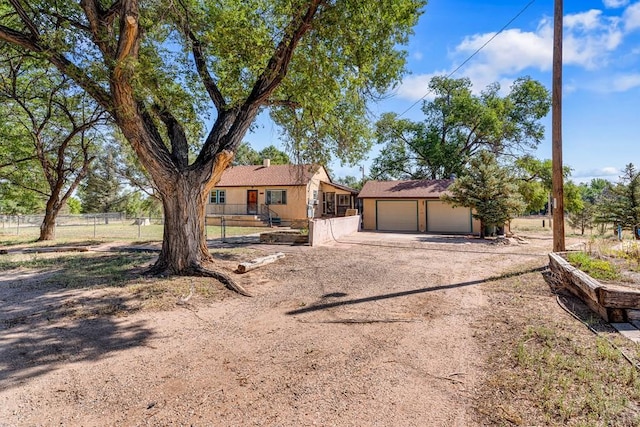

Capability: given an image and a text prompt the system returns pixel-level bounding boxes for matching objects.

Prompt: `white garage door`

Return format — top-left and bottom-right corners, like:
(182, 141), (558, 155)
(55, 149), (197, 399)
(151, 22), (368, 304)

(376, 200), (418, 231)
(427, 201), (471, 233)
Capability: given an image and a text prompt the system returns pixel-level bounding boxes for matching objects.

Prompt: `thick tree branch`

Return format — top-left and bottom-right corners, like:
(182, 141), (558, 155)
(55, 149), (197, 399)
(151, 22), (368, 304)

(189, 31), (226, 111)
(246, 0), (322, 105)
(80, 0), (116, 57)
(7, 0), (39, 37)
(102, 1), (123, 26)
(152, 104), (189, 169)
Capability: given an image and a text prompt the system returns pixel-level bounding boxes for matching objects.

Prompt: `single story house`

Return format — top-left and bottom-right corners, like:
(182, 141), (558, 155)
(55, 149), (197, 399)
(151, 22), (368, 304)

(206, 160), (358, 227)
(358, 179), (481, 234)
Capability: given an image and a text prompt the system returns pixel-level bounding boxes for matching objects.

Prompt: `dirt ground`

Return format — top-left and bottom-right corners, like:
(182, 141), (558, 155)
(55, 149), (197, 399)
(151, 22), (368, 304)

(0, 231), (576, 426)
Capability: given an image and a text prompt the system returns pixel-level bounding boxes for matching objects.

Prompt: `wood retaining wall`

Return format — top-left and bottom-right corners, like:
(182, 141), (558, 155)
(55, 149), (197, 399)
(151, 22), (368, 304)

(548, 252), (640, 323)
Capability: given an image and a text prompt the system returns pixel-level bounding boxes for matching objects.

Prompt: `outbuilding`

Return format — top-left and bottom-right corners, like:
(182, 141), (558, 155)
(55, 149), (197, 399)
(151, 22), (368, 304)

(358, 179), (481, 234)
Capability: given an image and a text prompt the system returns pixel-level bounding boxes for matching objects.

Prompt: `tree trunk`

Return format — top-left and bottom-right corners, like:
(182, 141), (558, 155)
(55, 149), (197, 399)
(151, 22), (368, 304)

(148, 151), (234, 275)
(38, 198), (61, 241)
(39, 212), (57, 241)
(151, 176), (211, 274)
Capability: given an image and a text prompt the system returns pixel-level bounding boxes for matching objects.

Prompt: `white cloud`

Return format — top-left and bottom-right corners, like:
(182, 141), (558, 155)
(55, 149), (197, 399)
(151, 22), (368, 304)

(611, 73), (640, 90)
(556, 11), (622, 69)
(394, 6), (636, 101)
(412, 51), (424, 61)
(623, 2), (640, 31)
(573, 167), (620, 182)
(591, 73), (640, 92)
(395, 72), (441, 102)
(565, 9), (604, 30)
(447, 11), (620, 88)
(603, 0), (629, 9)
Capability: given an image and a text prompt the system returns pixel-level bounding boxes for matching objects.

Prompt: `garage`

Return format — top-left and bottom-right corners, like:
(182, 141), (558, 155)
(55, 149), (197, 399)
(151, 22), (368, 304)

(376, 200), (418, 231)
(427, 201), (472, 233)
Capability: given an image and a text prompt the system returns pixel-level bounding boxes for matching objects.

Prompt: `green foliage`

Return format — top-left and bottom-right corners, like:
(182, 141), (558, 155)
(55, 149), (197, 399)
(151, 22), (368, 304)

(78, 145), (123, 213)
(579, 178), (609, 204)
(442, 151), (525, 237)
(568, 202), (596, 235)
(66, 197), (82, 215)
(0, 0), (426, 268)
(0, 181), (44, 214)
(371, 76), (551, 180)
(595, 164), (640, 237)
(0, 54), (105, 222)
(232, 142), (290, 165)
(514, 155), (578, 214)
(334, 175), (366, 191)
(563, 181), (584, 214)
(566, 251), (621, 281)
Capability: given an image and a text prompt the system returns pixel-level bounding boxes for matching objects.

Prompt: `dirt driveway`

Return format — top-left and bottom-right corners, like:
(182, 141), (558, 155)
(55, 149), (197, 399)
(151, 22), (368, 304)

(0, 232), (556, 426)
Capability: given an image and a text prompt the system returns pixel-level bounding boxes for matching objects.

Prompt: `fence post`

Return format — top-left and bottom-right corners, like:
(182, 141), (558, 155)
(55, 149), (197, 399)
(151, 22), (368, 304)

(16, 215), (20, 235)
(93, 216), (97, 238)
(221, 217), (226, 242)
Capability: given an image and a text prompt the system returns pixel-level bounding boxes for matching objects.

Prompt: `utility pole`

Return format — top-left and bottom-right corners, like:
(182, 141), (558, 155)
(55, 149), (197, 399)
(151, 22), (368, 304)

(552, 0), (565, 252)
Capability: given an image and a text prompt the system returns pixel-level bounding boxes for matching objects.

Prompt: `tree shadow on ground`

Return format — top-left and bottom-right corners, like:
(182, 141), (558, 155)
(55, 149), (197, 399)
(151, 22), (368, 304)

(286, 266), (547, 316)
(0, 315), (152, 389)
(0, 252), (157, 389)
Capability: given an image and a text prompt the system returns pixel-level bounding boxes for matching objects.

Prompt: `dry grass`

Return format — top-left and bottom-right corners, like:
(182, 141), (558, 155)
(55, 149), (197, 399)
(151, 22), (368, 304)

(474, 263), (640, 426)
(0, 224), (267, 246)
(0, 247), (255, 324)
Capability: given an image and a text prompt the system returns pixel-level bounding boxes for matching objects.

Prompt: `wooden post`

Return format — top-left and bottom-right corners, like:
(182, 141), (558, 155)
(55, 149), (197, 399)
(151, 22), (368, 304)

(552, 0), (565, 252)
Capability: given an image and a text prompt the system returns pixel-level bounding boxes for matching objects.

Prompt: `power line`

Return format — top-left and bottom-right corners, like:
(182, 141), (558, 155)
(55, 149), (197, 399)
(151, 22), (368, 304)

(397, 0), (537, 119)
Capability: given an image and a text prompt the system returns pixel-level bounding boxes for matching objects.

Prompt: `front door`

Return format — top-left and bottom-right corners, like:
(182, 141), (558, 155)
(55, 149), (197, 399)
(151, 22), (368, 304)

(247, 190), (258, 215)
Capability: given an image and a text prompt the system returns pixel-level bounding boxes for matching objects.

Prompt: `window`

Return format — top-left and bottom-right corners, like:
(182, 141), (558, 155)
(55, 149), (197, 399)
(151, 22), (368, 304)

(210, 190), (226, 204)
(266, 189), (287, 205)
(338, 194), (350, 206)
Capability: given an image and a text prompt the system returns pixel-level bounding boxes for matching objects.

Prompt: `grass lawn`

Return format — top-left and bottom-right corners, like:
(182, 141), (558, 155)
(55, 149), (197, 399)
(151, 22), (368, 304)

(0, 223), (268, 247)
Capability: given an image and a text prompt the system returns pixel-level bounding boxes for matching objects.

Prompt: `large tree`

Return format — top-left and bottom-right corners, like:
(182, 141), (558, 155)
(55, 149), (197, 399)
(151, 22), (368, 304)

(371, 76), (551, 180)
(0, 0), (424, 289)
(514, 155), (580, 214)
(0, 54), (107, 240)
(442, 151), (525, 238)
(232, 142), (290, 166)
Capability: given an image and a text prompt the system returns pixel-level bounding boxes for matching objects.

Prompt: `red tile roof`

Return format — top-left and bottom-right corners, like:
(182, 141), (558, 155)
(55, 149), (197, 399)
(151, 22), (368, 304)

(217, 164), (325, 187)
(358, 179), (453, 199)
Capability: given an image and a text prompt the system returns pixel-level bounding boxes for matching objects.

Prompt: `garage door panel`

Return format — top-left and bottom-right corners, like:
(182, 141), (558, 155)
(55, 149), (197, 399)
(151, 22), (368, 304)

(427, 201), (471, 233)
(377, 200), (418, 231)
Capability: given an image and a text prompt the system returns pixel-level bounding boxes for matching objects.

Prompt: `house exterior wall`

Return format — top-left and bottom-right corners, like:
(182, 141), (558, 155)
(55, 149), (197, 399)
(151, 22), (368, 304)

(426, 201), (473, 233)
(206, 166), (356, 224)
(319, 182), (355, 217)
(362, 198), (426, 232)
(362, 198), (480, 234)
(212, 185), (309, 220)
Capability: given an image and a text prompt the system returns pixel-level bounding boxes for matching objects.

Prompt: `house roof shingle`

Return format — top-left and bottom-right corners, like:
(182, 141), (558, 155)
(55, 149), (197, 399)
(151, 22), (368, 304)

(358, 179), (453, 199)
(217, 164), (324, 187)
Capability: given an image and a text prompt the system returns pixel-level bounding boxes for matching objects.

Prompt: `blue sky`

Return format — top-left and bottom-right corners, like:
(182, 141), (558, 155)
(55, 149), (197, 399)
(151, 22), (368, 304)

(246, 0), (640, 184)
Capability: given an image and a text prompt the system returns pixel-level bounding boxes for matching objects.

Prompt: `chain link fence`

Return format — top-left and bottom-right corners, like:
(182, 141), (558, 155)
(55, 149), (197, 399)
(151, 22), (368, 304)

(0, 213), (268, 241)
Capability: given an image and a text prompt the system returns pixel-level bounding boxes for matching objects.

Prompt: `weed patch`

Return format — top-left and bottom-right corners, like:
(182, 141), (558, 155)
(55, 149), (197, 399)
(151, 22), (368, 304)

(475, 269), (640, 426)
(567, 251), (621, 281)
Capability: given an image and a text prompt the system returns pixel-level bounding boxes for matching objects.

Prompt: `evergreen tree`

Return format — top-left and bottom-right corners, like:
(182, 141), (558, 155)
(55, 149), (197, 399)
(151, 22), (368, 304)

(442, 151), (525, 238)
(79, 146), (122, 215)
(596, 164), (640, 239)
